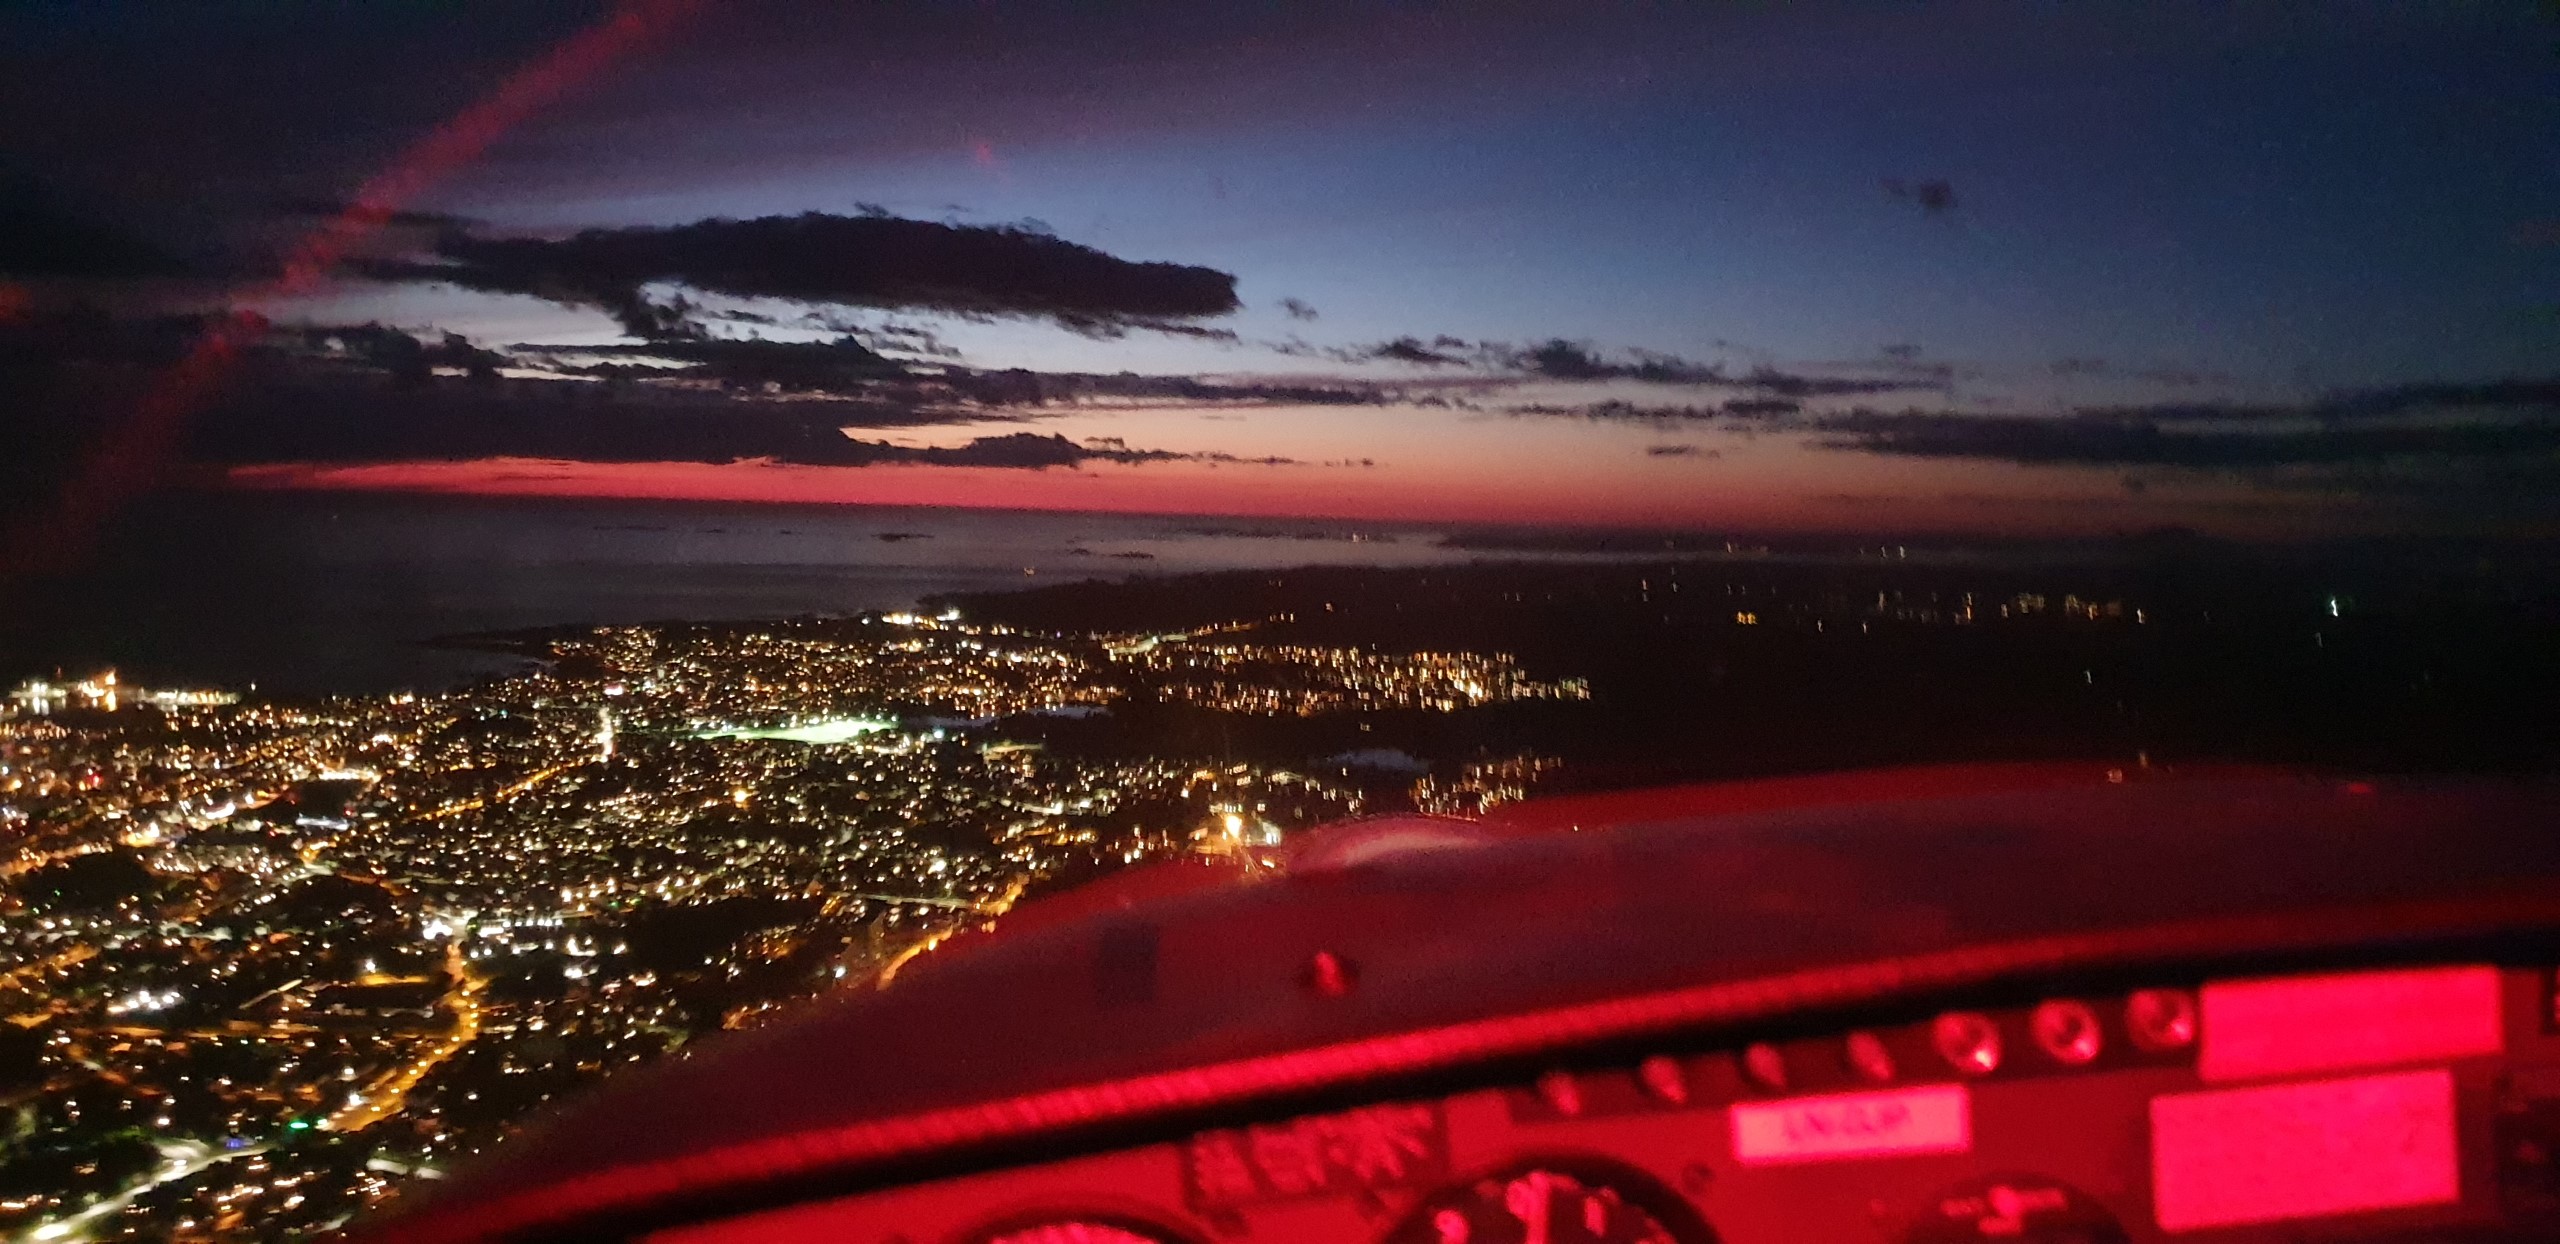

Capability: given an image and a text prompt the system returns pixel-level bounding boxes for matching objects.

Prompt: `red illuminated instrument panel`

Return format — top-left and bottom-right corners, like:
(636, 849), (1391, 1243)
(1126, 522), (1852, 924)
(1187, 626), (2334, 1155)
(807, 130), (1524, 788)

(655, 964), (2560, 1243)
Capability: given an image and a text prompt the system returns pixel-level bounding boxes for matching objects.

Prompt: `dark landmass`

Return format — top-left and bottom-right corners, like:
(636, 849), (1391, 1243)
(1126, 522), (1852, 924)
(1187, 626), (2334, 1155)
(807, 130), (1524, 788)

(1170, 525), (1404, 544)
(1430, 524), (2560, 566)
(420, 534), (2560, 794)
(934, 544), (2560, 788)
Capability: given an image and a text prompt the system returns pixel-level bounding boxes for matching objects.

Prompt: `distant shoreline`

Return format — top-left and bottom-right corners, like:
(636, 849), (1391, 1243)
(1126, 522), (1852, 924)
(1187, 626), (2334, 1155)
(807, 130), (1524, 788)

(18, 488), (2560, 699)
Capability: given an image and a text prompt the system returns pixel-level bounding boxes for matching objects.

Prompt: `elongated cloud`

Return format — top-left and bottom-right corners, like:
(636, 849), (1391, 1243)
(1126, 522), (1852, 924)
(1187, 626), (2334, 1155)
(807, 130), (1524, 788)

(1820, 402), (2560, 469)
(1337, 334), (1950, 397)
(364, 211), (1241, 339)
(1507, 377), (2560, 510)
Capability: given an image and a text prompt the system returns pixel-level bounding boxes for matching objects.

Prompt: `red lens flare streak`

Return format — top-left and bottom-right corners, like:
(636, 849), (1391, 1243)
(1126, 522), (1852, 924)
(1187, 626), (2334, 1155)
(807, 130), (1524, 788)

(0, 0), (703, 581)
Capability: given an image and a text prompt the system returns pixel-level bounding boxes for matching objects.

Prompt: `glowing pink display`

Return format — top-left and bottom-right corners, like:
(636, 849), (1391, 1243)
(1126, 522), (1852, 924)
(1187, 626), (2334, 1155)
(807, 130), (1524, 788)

(2199, 964), (2502, 1083)
(2150, 1068), (2458, 1231)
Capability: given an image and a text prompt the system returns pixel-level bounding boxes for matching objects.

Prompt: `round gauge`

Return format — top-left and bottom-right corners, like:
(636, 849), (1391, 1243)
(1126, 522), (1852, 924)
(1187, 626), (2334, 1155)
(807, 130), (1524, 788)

(980, 1221), (1183, 1244)
(1902, 1174), (2126, 1244)
(1386, 1161), (1712, 1244)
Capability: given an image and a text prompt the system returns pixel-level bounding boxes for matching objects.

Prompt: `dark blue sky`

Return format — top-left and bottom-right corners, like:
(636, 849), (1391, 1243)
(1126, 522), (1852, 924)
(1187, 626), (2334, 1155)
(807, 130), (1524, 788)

(9, 2), (2546, 387)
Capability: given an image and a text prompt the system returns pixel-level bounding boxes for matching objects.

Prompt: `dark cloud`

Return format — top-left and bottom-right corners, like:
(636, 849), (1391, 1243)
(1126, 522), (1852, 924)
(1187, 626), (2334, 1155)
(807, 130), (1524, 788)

(1817, 407), (2560, 525)
(361, 211), (1241, 339)
(297, 323), (507, 387)
(1499, 338), (1725, 383)
(503, 340), (1386, 409)
(1645, 443), (1714, 457)
(1195, 450), (1307, 466)
(1279, 297), (1319, 321)
(1508, 400), (1723, 424)
(849, 432), (1176, 469)
(1100, 318), (1241, 344)
(0, 310), (1348, 511)
(2296, 379), (2560, 423)
(1814, 382), (2560, 472)
(1334, 334), (1948, 396)
(2052, 381), (2560, 428)
(1372, 337), (1728, 382)
(1491, 375), (2560, 518)
(1740, 364), (1942, 398)
(1365, 335), (1469, 365)
(790, 309), (960, 359)
(190, 380), (925, 469)
(1882, 177), (1957, 215)
(528, 336), (906, 391)
(1493, 374), (2559, 482)
(1490, 349), (1941, 400)
(1514, 339), (1615, 379)
(800, 358), (1370, 414)
(1061, 373), (1382, 406)
(192, 382), (1248, 473)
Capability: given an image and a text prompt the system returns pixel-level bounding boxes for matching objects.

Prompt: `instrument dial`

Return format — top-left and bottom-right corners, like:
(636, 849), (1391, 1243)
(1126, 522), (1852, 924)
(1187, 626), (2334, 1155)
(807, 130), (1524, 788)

(1904, 1174), (2126, 1244)
(1387, 1164), (1707, 1244)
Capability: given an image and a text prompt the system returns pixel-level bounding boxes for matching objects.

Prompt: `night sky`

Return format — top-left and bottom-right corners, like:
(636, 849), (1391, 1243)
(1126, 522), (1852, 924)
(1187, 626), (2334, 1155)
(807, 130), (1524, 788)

(3, 1), (2555, 537)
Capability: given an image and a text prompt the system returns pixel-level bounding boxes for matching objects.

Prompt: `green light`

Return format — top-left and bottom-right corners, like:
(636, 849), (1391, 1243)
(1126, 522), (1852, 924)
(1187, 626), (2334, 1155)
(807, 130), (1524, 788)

(692, 717), (895, 745)
(286, 1120), (310, 1131)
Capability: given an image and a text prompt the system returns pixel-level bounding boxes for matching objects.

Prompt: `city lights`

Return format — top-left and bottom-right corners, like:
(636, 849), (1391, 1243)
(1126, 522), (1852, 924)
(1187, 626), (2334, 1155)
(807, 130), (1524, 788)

(0, 609), (1555, 1238)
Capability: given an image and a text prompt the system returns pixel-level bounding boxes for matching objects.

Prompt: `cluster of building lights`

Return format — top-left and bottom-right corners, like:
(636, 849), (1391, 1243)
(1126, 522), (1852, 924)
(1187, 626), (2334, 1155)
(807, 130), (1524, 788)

(0, 610), (1559, 1240)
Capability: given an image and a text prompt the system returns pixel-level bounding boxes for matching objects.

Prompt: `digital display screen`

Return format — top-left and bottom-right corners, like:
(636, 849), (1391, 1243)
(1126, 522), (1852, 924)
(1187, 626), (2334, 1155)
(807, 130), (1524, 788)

(2150, 1068), (2459, 1231)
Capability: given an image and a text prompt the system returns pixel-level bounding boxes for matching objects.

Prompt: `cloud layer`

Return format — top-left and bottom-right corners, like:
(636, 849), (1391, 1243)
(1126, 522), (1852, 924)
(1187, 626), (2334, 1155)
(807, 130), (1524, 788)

(363, 211), (1241, 339)
(1330, 335), (1953, 399)
(1817, 381), (2560, 470)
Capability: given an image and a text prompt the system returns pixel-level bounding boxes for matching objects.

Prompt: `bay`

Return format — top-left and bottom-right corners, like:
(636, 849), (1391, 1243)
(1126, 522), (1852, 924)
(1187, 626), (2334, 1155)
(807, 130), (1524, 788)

(0, 490), (1577, 695)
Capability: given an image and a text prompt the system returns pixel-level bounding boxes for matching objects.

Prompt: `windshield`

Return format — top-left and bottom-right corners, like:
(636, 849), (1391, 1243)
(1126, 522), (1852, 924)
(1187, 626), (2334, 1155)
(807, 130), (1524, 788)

(0, 3), (2554, 1239)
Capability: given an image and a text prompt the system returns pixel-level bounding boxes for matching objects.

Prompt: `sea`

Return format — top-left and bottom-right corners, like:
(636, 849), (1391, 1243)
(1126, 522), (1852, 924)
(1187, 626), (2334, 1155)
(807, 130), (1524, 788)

(0, 490), (1629, 697)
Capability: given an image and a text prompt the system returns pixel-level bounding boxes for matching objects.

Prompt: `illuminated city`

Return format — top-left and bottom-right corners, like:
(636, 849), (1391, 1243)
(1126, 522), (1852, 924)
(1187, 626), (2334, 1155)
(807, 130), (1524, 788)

(0, 609), (1586, 1241)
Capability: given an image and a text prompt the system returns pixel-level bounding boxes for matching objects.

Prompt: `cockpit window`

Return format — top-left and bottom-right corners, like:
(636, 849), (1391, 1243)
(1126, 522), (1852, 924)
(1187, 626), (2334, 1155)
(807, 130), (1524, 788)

(0, 3), (2552, 1239)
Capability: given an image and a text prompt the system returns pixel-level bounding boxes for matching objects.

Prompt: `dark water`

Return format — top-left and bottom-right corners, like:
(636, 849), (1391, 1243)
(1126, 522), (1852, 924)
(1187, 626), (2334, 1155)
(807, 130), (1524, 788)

(0, 491), (1595, 695)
